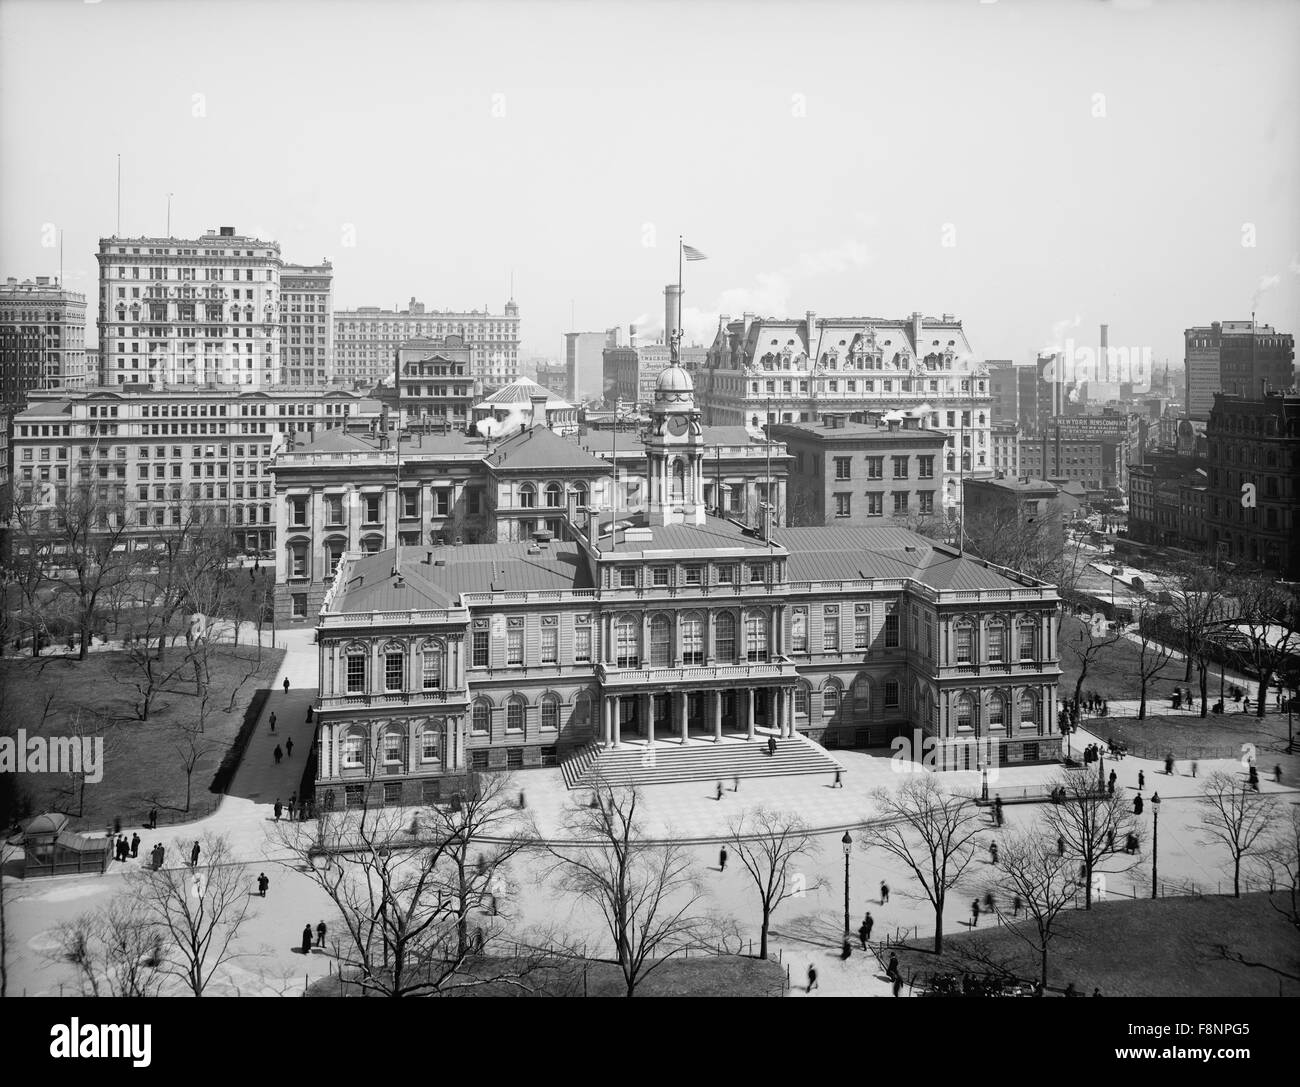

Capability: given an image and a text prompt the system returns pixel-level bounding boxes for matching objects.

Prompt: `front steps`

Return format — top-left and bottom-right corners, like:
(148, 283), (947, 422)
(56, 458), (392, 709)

(562, 733), (844, 790)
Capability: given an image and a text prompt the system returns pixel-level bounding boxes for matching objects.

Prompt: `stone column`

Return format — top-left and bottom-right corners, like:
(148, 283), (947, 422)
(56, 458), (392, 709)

(705, 611), (715, 666)
(643, 692), (655, 748)
(713, 689), (723, 743)
(746, 688), (756, 741)
(613, 696), (623, 748)
(602, 694), (612, 749)
(678, 690), (689, 744)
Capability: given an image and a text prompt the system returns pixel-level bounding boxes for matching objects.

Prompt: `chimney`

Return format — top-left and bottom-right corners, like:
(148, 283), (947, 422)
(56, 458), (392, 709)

(629, 323), (638, 349)
(1100, 324), (1110, 383)
(530, 392), (549, 429)
(805, 310), (816, 343)
(911, 311), (923, 348)
(219, 226), (235, 237)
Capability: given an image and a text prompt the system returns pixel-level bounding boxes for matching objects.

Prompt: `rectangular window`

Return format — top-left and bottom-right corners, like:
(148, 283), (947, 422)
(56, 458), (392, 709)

(1019, 622), (1037, 661)
(507, 620), (524, 665)
(919, 491), (934, 516)
(365, 495), (381, 523)
(473, 629), (489, 667)
(385, 652), (404, 691)
(291, 593), (307, 619)
(541, 617), (558, 664)
(619, 567), (637, 588)
(290, 496), (307, 526)
(346, 654), (366, 693)
(574, 625), (592, 663)
(892, 456), (908, 479)
(956, 625), (973, 663)
(834, 493), (851, 518)
(884, 681), (900, 709)
(402, 491), (418, 518)
(918, 456), (935, 479)
(791, 608), (807, 653)
(834, 456), (852, 480)
(652, 567), (670, 587)
(684, 566), (702, 585)
(893, 491), (908, 514)
(748, 564), (766, 583)
(823, 605), (840, 651)
(854, 603), (869, 649)
(884, 613), (900, 648)
(866, 457), (883, 480)
(718, 565), (735, 583)
(867, 493), (883, 517)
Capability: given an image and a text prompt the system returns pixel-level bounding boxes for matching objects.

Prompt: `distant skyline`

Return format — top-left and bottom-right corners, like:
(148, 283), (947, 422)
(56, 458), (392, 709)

(2, 0), (1297, 373)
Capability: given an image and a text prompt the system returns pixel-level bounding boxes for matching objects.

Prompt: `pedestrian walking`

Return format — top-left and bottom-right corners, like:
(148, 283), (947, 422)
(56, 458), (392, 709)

(1012, 894), (1022, 916)
(886, 952), (899, 981)
(1133, 795), (1144, 816)
(1107, 771), (1116, 797)
(1191, 760), (1198, 779)
(994, 796), (1004, 826)
(273, 744), (283, 764)
(316, 920), (327, 947)
(892, 974), (904, 998)
(862, 911), (874, 942)
(269, 711), (277, 732)
(719, 846), (728, 872)
(971, 899), (980, 927)
(1248, 766), (1259, 792)
(1138, 770), (1145, 791)
(273, 798), (282, 821)
(716, 781), (724, 802)
(301, 924), (313, 955)
(733, 775), (740, 793)
(1274, 765), (1283, 784)
(880, 880), (889, 904)
(989, 841), (999, 864)
(190, 841), (201, 868)
(257, 872), (269, 897)
(286, 737), (294, 758)
(1165, 754), (1174, 775)
(283, 677), (291, 695)
(288, 794), (296, 820)
(807, 965), (818, 993)
(767, 735), (777, 757)
(858, 919), (870, 950)
(1057, 835), (1065, 857)
(130, 832), (140, 858)
(152, 843), (164, 870)
(148, 807), (157, 830)
(983, 891), (996, 914)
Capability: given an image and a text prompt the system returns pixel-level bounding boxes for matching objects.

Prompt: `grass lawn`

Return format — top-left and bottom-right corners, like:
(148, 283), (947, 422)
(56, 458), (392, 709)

(890, 892), (1300, 997)
(0, 642), (284, 831)
(308, 953), (785, 997)
(1058, 617), (1190, 704)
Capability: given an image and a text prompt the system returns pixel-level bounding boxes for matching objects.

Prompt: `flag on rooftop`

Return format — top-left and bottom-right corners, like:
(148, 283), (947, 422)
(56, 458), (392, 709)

(682, 243), (708, 261)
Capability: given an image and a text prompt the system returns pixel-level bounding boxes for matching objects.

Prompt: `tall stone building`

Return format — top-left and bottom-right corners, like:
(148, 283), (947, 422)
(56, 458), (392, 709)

(1, 277), (87, 410)
(1184, 321), (1295, 421)
(698, 310), (993, 513)
(279, 262), (333, 385)
(96, 228), (284, 387)
(333, 298), (520, 390)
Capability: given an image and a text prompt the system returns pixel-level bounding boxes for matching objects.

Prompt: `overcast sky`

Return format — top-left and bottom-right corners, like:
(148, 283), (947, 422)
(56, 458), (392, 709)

(2, 0), (1297, 370)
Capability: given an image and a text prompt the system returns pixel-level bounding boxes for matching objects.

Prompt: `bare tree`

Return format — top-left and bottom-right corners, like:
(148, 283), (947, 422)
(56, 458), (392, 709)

(860, 776), (984, 953)
(1255, 806), (1300, 930)
(1198, 771), (1278, 898)
(1227, 572), (1299, 718)
(726, 808), (824, 959)
(988, 829), (1080, 987)
(1132, 599), (1176, 719)
(46, 897), (166, 997)
(1040, 769), (1140, 908)
(1062, 613), (1124, 729)
(132, 832), (254, 996)
(172, 728), (211, 814)
(274, 785), (535, 998)
(540, 783), (706, 997)
(1168, 562), (1232, 717)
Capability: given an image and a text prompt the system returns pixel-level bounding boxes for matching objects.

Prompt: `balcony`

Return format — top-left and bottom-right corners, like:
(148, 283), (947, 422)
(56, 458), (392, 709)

(596, 656), (799, 689)
(317, 688), (469, 712)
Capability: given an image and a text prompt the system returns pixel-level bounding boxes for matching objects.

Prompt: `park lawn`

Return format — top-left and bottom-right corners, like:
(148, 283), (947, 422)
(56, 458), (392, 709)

(309, 953), (785, 997)
(1057, 617), (1188, 704)
(0, 642), (284, 831)
(1096, 713), (1300, 779)
(890, 892), (1300, 997)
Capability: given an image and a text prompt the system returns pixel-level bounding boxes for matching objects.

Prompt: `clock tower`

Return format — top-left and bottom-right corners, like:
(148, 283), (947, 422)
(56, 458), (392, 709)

(645, 360), (706, 526)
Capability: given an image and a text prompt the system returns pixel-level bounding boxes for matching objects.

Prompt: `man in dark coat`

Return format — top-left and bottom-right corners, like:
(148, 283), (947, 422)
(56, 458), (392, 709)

(130, 832), (140, 858)
(285, 737), (294, 758)
(316, 920), (327, 948)
(273, 799), (282, 821)
(273, 744), (283, 764)
(767, 735), (777, 757)
(301, 924), (313, 954)
(148, 807), (157, 829)
(190, 841), (201, 867)
(257, 872), (269, 897)
(284, 677), (291, 694)
(718, 846), (728, 872)
(269, 711), (277, 733)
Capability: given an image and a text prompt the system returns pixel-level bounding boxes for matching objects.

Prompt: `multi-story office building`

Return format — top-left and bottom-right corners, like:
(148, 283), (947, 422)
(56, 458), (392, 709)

(1019, 435), (1127, 494)
(1, 276), (88, 409)
(698, 310), (992, 514)
(1204, 391), (1300, 576)
(1126, 452), (1205, 548)
(602, 339), (707, 407)
(96, 228), (284, 388)
(772, 414), (948, 528)
(567, 329), (619, 405)
(394, 336), (476, 429)
(1184, 321), (1296, 421)
(8, 385), (381, 557)
(279, 262), (333, 385)
(333, 298), (520, 389)
(987, 361), (1018, 426)
(990, 423), (1020, 477)
(533, 362), (571, 402)
(306, 362), (1063, 809)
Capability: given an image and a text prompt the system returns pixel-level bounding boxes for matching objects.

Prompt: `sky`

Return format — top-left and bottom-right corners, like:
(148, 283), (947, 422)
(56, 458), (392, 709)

(1, 0), (1298, 375)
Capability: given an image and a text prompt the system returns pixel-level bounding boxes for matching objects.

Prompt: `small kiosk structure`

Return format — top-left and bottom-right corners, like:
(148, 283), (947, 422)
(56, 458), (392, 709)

(21, 813), (112, 877)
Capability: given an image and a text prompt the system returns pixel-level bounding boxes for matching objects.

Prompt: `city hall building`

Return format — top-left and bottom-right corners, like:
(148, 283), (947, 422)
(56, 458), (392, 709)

(309, 363), (1063, 807)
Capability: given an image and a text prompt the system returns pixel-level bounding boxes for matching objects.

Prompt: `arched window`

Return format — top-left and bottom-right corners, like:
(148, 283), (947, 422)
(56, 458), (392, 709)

(540, 694), (559, 731)
(987, 620), (1006, 663)
(519, 483), (536, 509)
(946, 452), (956, 472)
(680, 613), (704, 665)
(745, 611), (768, 662)
(544, 482), (563, 508)
(955, 694), (973, 731)
(383, 642), (405, 691)
(1017, 618), (1038, 661)
(852, 676), (871, 716)
(1019, 691), (1038, 728)
(381, 729), (404, 765)
(615, 616), (639, 668)
(507, 697), (525, 732)
(822, 684), (841, 719)
(421, 640), (443, 690)
(572, 693), (592, 732)
(988, 694), (1005, 729)
(419, 724), (442, 763)
(345, 644), (367, 693)
(573, 482), (588, 508)
(342, 728), (366, 768)
(715, 612), (736, 663)
(472, 700), (491, 734)
(650, 614), (672, 667)
(954, 620), (973, 663)
(324, 536), (346, 578)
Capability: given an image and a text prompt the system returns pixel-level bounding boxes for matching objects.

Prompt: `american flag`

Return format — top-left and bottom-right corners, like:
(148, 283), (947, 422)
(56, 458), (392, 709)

(681, 243), (707, 261)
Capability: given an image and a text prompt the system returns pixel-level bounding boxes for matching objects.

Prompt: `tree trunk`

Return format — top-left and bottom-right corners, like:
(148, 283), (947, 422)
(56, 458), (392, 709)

(1256, 672), (1271, 718)
(78, 626), (90, 661)
(1084, 859), (1093, 908)
(759, 911), (769, 960)
(1233, 857), (1240, 899)
(932, 899), (944, 954)
(1184, 655), (1192, 682)
(1198, 662), (1209, 718)
(1040, 942), (1049, 987)
(1138, 687), (1147, 720)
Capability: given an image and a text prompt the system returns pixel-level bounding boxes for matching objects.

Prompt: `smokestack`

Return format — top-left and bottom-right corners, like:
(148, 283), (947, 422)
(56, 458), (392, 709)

(665, 284), (683, 346)
(629, 323), (637, 349)
(1100, 324), (1109, 385)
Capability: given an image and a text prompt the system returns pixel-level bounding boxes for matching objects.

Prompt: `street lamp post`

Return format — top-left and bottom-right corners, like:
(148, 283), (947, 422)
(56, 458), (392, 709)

(1150, 792), (1161, 899)
(980, 763), (989, 804)
(841, 831), (853, 937)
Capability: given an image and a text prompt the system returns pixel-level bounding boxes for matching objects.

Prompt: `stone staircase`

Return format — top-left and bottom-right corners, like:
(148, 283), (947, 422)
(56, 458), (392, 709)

(561, 734), (844, 790)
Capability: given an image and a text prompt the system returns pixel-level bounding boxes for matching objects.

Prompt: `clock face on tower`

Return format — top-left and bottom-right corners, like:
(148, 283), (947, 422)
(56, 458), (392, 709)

(667, 414), (689, 437)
